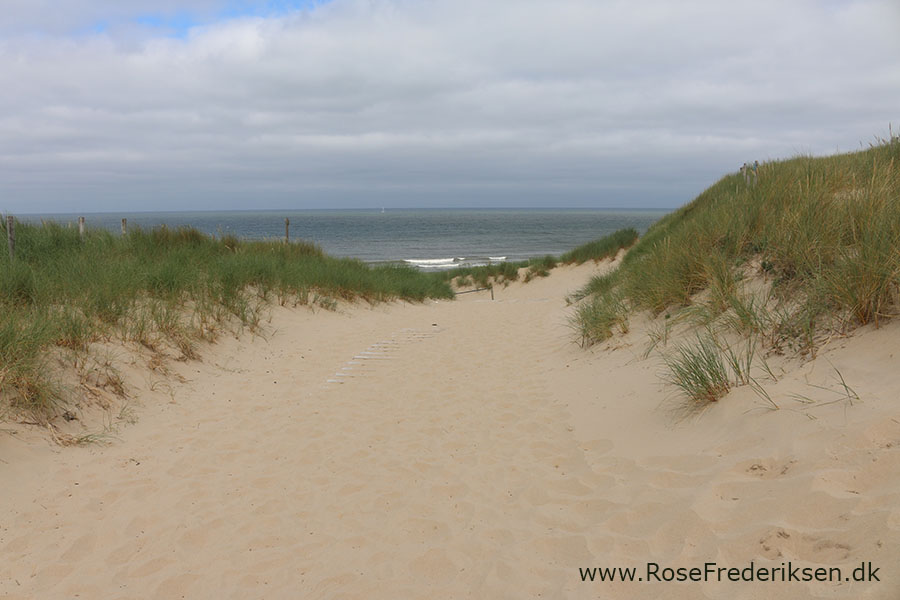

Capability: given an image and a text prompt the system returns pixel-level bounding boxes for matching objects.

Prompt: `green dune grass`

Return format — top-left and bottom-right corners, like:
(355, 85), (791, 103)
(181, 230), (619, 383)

(0, 223), (454, 422)
(572, 133), (900, 404)
(439, 227), (638, 288)
(0, 217), (639, 424)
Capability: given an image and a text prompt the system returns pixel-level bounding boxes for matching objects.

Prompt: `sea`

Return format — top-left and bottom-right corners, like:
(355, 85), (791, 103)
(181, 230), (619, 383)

(17, 208), (669, 270)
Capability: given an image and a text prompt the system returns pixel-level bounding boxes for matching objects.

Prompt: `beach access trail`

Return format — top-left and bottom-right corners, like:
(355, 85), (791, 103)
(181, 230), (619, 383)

(2, 262), (898, 599)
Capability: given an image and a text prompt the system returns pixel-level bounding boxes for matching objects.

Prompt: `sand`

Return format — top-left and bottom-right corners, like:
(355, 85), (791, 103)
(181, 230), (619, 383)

(1, 261), (899, 599)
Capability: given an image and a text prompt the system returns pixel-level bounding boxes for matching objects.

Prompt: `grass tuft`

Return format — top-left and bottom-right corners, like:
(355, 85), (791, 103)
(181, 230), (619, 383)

(571, 289), (630, 345)
(663, 334), (731, 405)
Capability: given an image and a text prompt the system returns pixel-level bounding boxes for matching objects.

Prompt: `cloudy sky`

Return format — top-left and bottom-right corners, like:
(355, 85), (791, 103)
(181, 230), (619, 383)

(1, 0), (898, 213)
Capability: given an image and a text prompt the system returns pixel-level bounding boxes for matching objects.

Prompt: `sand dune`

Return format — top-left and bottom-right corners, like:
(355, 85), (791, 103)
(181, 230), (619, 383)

(1, 262), (898, 599)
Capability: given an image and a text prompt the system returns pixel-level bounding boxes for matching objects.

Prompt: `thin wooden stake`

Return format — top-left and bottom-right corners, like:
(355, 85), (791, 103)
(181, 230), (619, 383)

(78, 216), (85, 241)
(121, 218), (127, 236)
(6, 216), (14, 260)
(285, 217), (290, 244)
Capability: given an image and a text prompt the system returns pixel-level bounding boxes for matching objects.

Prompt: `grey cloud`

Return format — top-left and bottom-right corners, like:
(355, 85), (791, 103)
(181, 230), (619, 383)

(0, 0), (229, 34)
(1, 0), (898, 213)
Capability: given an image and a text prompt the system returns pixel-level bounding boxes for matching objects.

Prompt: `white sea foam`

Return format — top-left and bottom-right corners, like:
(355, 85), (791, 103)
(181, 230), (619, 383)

(403, 257), (462, 266)
(402, 255), (514, 270)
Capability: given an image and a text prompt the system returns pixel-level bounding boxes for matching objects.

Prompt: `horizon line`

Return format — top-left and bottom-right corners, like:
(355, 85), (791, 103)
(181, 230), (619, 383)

(11, 206), (675, 217)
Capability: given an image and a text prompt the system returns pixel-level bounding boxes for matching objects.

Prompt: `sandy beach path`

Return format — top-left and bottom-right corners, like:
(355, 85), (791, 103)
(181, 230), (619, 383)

(0, 264), (608, 599)
(2, 262), (898, 599)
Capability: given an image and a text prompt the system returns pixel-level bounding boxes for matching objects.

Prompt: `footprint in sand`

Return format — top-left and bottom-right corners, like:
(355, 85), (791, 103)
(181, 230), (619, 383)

(736, 457), (798, 479)
(758, 527), (852, 562)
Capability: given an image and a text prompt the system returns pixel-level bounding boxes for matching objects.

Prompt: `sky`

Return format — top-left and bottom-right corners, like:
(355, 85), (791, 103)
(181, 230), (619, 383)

(0, 0), (898, 213)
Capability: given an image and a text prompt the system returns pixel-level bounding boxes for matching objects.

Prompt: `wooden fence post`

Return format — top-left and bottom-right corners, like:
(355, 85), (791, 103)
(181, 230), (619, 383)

(6, 215), (14, 260)
(121, 218), (127, 236)
(285, 217), (290, 244)
(78, 216), (85, 241)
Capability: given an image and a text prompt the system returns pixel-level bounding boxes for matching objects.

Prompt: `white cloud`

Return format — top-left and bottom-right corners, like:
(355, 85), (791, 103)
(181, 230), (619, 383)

(0, 0), (898, 212)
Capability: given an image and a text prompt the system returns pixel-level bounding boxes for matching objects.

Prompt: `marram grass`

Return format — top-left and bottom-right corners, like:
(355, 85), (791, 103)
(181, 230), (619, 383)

(663, 334), (731, 405)
(574, 134), (900, 346)
(0, 222), (453, 422)
(0, 221), (639, 424)
(440, 227), (638, 288)
(572, 133), (900, 405)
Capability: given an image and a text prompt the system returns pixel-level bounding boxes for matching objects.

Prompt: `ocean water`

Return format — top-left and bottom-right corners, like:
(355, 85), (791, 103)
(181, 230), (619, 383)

(18, 208), (669, 270)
